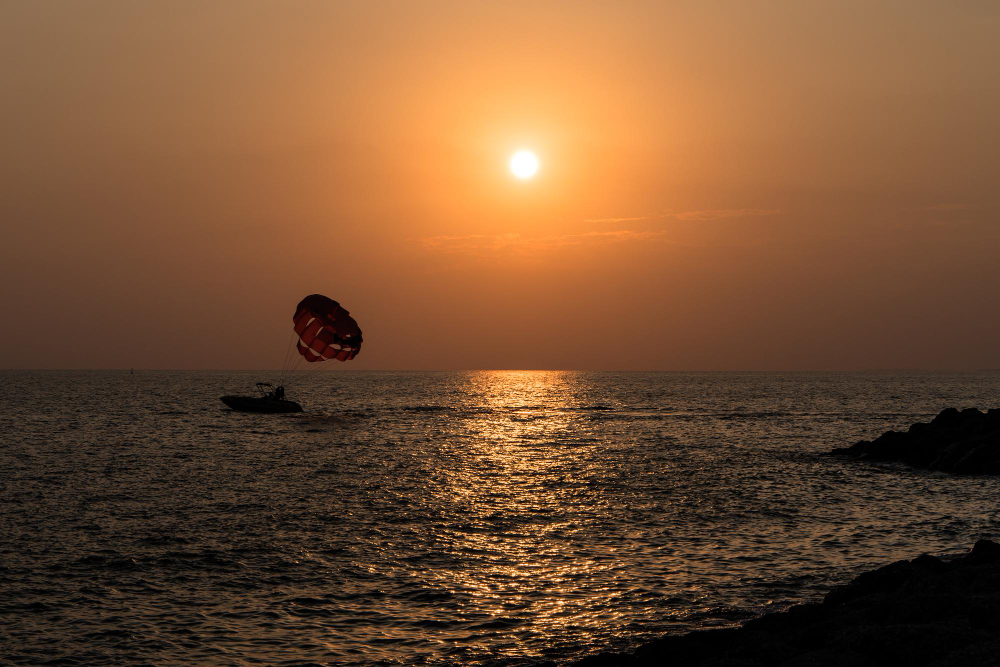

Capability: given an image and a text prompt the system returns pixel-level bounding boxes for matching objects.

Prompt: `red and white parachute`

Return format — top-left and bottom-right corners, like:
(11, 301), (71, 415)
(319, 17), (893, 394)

(292, 294), (363, 363)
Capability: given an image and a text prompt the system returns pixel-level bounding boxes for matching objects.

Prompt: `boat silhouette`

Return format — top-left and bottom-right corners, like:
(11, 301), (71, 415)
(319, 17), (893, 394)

(220, 382), (303, 413)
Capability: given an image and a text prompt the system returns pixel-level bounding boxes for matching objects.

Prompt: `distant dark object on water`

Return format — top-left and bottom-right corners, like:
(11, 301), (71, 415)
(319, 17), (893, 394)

(220, 382), (303, 413)
(829, 407), (1000, 475)
(574, 539), (1000, 667)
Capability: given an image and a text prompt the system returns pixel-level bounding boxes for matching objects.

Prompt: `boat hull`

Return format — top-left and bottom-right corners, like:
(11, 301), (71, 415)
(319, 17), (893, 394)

(220, 395), (303, 413)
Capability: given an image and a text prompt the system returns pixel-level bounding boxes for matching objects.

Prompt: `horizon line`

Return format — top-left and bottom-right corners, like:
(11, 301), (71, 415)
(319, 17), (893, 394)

(4, 368), (999, 374)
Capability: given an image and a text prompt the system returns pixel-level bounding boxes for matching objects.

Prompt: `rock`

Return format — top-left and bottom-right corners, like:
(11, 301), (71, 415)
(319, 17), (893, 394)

(827, 408), (1000, 474)
(571, 541), (1000, 667)
(968, 539), (1000, 564)
(778, 648), (878, 667)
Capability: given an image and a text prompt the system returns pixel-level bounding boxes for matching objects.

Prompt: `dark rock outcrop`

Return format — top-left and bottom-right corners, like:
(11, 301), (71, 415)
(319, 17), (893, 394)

(828, 407), (1000, 474)
(572, 540), (1000, 667)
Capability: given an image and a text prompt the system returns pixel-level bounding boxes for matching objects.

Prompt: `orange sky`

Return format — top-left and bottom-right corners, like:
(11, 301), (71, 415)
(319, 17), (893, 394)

(2, 1), (998, 370)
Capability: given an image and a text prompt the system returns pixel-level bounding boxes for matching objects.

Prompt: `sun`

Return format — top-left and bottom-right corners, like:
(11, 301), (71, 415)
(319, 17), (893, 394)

(509, 150), (539, 179)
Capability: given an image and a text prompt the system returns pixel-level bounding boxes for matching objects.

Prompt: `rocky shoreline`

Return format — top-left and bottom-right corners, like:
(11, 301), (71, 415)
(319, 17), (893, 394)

(828, 407), (1000, 474)
(566, 408), (1000, 666)
(571, 540), (1000, 666)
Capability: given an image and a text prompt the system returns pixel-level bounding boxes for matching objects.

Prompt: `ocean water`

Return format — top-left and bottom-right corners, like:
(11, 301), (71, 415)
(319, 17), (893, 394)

(3, 370), (1000, 665)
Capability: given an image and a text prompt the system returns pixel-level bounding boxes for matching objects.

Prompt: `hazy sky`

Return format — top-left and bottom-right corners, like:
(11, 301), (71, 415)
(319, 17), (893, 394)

(2, 1), (998, 370)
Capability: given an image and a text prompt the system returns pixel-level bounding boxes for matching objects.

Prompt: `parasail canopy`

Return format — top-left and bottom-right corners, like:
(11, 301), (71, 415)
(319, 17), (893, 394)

(292, 294), (363, 363)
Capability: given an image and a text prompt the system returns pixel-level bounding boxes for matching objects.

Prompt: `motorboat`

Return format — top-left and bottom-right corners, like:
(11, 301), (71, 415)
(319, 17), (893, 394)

(220, 382), (303, 413)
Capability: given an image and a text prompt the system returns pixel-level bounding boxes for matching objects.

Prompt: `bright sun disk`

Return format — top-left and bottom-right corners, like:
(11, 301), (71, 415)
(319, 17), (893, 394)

(510, 150), (539, 179)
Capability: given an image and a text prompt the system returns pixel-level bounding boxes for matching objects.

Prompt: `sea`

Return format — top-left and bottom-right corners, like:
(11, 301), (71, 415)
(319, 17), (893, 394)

(3, 370), (1000, 665)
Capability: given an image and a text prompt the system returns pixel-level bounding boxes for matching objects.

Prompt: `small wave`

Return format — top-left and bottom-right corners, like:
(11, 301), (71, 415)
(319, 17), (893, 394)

(717, 411), (793, 420)
(84, 628), (134, 640)
(402, 589), (456, 603)
(138, 535), (190, 546)
(287, 606), (334, 618)
(468, 616), (522, 630)
(84, 493), (134, 503)
(69, 555), (142, 571)
(289, 596), (328, 606)
(0, 601), (58, 614)
(298, 414), (358, 425)
(412, 618), (462, 629)
(158, 551), (240, 571)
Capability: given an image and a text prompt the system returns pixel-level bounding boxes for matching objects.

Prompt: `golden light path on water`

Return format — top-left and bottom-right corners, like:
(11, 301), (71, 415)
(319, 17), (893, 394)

(378, 371), (696, 662)
(429, 372), (622, 656)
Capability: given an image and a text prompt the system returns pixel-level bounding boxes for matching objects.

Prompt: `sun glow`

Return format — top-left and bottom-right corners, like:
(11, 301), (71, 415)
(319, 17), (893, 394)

(509, 150), (539, 179)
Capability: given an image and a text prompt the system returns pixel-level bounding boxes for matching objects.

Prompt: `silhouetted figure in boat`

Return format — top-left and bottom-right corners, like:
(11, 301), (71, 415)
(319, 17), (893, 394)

(263, 385), (285, 400)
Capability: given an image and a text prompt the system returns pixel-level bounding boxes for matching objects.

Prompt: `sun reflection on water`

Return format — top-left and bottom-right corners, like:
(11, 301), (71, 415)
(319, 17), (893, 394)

(420, 371), (636, 658)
